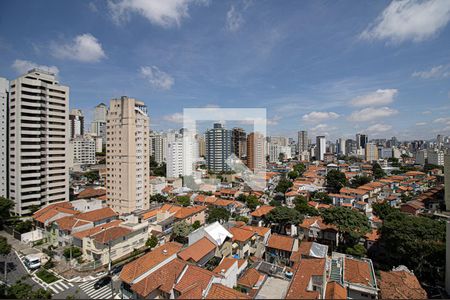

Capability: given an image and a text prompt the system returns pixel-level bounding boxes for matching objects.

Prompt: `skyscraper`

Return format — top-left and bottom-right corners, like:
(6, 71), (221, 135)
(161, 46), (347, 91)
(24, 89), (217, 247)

(69, 109), (84, 139)
(365, 143), (379, 162)
(106, 96), (149, 214)
(9, 69), (69, 215)
(337, 138), (346, 155)
(315, 136), (326, 161)
(356, 133), (368, 149)
(91, 103), (107, 146)
(149, 131), (166, 164)
(231, 127), (247, 160)
(0, 77), (8, 198)
(205, 123), (232, 173)
(247, 132), (266, 171)
(298, 130), (308, 153)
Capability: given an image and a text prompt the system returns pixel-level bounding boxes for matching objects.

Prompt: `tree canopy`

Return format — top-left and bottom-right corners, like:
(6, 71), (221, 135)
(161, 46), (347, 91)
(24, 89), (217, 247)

(371, 212), (445, 286)
(349, 175), (372, 188)
(176, 196), (191, 207)
(326, 170), (348, 193)
(0, 237), (11, 257)
(2, 281), (52, 299)
(294, 196), (319, 216)
(293, 163), (306, 176)
(146, 235), (158, 249)
(63, 247), (82, 260)
(372, 162), (386, 179)
(245, 195), (260, 210)
(321, 207), (370, 244)
(265, 206), (302, 230)
(312, 192), (332, 204)
(275, 178), (293, 194)
(372, 202), (397, 220)
(207, 207), (230, 223)
(150, 194), (167, 203)
(0, 197), (13, 226)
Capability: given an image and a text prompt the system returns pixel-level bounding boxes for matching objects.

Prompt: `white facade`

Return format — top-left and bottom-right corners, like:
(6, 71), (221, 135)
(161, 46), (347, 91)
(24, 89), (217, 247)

(315, 136), (326, 161)
(9, 69), (69, 215)
(90, 103), (107, 146)
(70, 135), (96, 166)
(337, 138), (346, 155)
(0, 78), (8, 198)
(428, 149), (445, 166)
(167, 136), (183, 178)
(150, 131), (167, 164)
(269, 144), (292, 162)
(69, 109), (84, 139)
(166, 131), (198, 178)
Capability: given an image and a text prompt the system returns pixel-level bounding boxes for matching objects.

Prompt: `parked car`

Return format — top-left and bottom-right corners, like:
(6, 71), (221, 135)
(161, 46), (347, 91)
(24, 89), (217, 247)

(24, 255), (41, 270)
(111, 264), (123, 275)
(94, 276), (111, 290)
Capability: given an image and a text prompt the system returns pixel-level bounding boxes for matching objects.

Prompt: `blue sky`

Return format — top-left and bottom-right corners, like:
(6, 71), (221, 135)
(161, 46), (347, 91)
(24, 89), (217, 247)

(1, 0), (450, 141)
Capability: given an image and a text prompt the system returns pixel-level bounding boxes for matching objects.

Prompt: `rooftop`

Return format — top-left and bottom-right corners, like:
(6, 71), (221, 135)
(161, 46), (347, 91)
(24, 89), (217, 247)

(178, 237), (216, 263)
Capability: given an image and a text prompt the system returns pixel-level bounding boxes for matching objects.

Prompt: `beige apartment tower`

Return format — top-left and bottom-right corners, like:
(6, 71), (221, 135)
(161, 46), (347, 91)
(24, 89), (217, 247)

(9, 69), (69, 215)
(106, 96), (150, 214)
(246, 132), (266, 171)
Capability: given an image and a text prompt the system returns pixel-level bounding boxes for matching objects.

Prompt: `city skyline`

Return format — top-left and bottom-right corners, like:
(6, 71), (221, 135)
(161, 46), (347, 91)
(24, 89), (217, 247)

(1, 1), (450, 140)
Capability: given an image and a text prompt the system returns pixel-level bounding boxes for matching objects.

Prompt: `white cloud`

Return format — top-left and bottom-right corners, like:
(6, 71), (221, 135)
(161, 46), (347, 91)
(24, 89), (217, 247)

(163, 112), (184, 123)
(11, 59), (59, 75)
(51, 33), (106, 62)
(348, 107), (398, 122)
(366, 123), (392, 133)
(433, 117), (450, 124)
(360, 0), (450, 43)
(350, 89), (398, 107)
(412, 64), (450, 79)
(108, 0), (207, 27)
(302, 111), (339, 123)
(422, 110), (432, 115)
(267, 115), (281, 126)
(140, 66), (174, 90)
(415, 122), (427, 126)
(226, 5), (244, 32)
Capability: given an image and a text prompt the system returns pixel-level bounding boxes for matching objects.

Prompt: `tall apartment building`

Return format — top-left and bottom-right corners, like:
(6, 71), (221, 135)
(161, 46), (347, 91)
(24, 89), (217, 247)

(196, 134), (206, 157)
(269, 143), (291, 162)
(365, 143), (379, 162)
(0, 78), (9, 198)
(69, 109), (84, 139)
(167, 136), (183, 178)
(315, 136), (326, 161)
(205, 123), (232, 173)
(70, 135), (96, 166)
(231, 127), (247, 160)
(428, 149), (445, 166)
(356, 133), (368, 149)
(9, 69), (69, 215)
(149, 131), (165, 164)
(345, 139), (357, 155)
(91, 103), (107, 146)
(297, 130), (308, 153)
(106, 97), (149, 214)
(336, 138), (346, 155)
(247, 132), (266, 171)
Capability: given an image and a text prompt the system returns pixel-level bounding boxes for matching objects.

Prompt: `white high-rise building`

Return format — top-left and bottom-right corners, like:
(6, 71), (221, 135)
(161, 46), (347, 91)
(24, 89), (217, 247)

(9, 69), (69, 215)
(206, 123), (232, 172)
(150, 131), (166, 164)
(337, 138), (346, 155)
(269, 144), (292, 162)
(166, 130), (199, 178)
(298, 130), (308, 153)
(91, 103), (107, 146)
(69, 109), (84, 139)
(0, 78), (8, 198)
(428, 149), (445, 166)
(106, 96), (149, 214)
(70, 135), (96, 166)
(315, 136), (326, 161)
(167, 136), (183, 178)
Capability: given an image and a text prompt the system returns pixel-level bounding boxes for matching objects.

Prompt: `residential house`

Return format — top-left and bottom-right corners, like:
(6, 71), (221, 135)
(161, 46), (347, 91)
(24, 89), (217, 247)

(212, 257), (239, 288)
(240, 225), (271, 258)
(228, 226), (257, 259)
(285, 258), (327, 299)
(299, 216), (339, 248)
(265, 234), (299, 265)
(237, 268), (266, 297)
(177, 237), (216, 266)
(378, 266), (427, 299)
(205, 283), (250, 299)
(250, 205), (274, 226)
(188, 222), (234, 259)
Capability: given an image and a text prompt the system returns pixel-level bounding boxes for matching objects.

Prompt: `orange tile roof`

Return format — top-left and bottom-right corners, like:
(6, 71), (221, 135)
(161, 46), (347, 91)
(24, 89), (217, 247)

(365, 229), (380, 242)
(178, 237), (216, 263)
(240, 225), (270, 237)
(33, 202), (78, 224)
(92, 226), (132, 244)
(76, 187), (106, 199)
(237, 268), (264, 289)
(76, 207), (117, 222)
(174, 265), (215, 296)
(250, 205), (274, 217)
(286, 258), (326, 299)
(120, 242), (183, 284)
(300, 216), (337, 231)
(141, 208), (159, 220)
(329, 193), (355, 199)
(344, 257), (375, 287)
(72, 220), (122, 239)
(379, 270), (427, 299)
(229, 227), (255, 242)
(55, 216), (90, 231)
(267, 234), (294, 252)
(325, 281), (347, 300)
(214, 198), (235, 207)
(206, 283), (250, 299)
(131, 259), (186, 297)
(213, 257), (237, 274)
(174, 206), (206, 219)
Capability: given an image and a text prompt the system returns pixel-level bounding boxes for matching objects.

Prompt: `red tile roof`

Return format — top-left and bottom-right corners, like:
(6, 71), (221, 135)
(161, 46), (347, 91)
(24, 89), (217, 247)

(267, 234), (295, 252)
(213, 257), (238, 274)
(250, 205), (274, 217)
(174, 265), (215, 297)
(240, 225), (270, 237)
(379, 270), (427, 299)
(33, 202), (78, 224)
(229, 227), (255, 242)
(55, 216), (90, 231)
(131, 259), (187, 297)
(344, 257), (375, 287)
(177, 237), (216, 263)
(76, 207), (117, 222)
(72, 220), (122, 239)
(120, 242), (183, 284)
(286, 258), (326, 299)
(92, 226), (132, 244)
(76, 187), (106, 199)
(237, 268), (264, 289)
(206, 284), (250, 299)
(325, 281), (347, 300)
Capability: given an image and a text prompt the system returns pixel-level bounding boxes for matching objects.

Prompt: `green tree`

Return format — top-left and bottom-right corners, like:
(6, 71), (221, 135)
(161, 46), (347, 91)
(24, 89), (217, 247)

(321, 207), (370, 246)
(15, 220), (33, 234)
(7, 281), (33, 299)
(245, 195), (260, 210)
(150, 194), (167, 203)
(372, 162), (386, 179)
(326, 170), (348, 193)
(0, 237), (11, 282)
(146, 235), (158, 249)
(234, 216), (249, 224)
(192, 220), (201, 230)
(176, 196), (191, 207)
(294, 196), (319, 216)
(287, 171), (299, 180)
(207, 207), (230, 223)
(84, 171), (99, 182)
(63, 247), (82, 260)
(388, 157), (400, 167)
(0, 197), (13, 228)
(275, 177), (293, 194)
(28, 205), (40, 215)
(269, 199), (282, 207)
(236, 194), (247, 203)
(293, 163), (306, 176)
(265, 206), (302, 234)
(313, 192), (332, 204)
(372, 212), (445, 285)
(345, 244), (366, 257)
(32, 288), (52, 299)
(350, 175), (372, 188)
(172, 221), (193, 243)
(372, 202), (396, 220)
